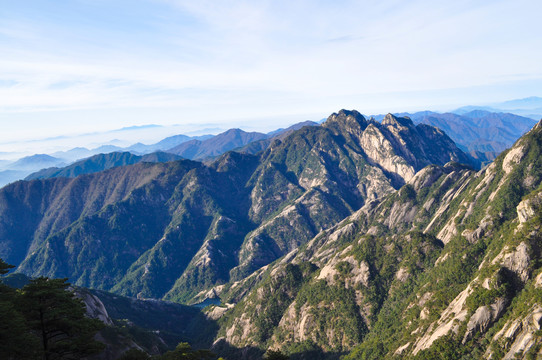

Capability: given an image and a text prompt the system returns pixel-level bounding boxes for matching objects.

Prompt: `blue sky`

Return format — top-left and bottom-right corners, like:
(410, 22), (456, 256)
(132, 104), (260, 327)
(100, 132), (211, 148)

(1, 0), (541, 149)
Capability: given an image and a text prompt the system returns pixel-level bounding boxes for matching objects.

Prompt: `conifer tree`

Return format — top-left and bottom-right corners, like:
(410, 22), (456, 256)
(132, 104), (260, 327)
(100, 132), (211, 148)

(0, 258), (37, 359)
(19, 277), (104, 360)
(159, 342), (214, 360)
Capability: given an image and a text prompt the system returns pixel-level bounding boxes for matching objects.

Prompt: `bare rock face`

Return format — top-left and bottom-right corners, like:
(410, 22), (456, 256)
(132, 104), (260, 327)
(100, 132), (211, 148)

(412, 284), (473, 354)
(517, 191), (542, 224)
(327, 223), (356, 244)
(382, 201), (418, 228)
(462, 298), (507, 343)
(408, 165), (444, 192)
(395, 267), (410, 282)
(492, 242), (531, 282)
(225, 311), (257, 346)
(317, 255), (370, 288)
(206, 303), (235, 320)
(462, 214), (493, 243)
(359, 166), (396, 202)
(490, 305), (542, 359)
(273, 301), (315, 345)
(360, 124), (416, 183)
(502, 145), (525, 174)
(394, 342), (411, 356)
(74, 289), (114, 326)
(517, 200), (536, 224)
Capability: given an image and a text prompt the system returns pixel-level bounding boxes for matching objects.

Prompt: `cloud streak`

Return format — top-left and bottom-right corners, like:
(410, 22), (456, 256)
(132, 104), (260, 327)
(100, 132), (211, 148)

(0, 0), (541, 144)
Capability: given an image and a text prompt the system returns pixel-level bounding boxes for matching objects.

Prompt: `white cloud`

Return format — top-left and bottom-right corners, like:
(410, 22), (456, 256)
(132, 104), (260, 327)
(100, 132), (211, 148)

(0, 0), (541, 146)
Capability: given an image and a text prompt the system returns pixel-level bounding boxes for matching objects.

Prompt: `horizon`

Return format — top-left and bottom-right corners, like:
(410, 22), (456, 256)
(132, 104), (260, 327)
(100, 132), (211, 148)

(1, 99), (541, 158)
(0, 100), (542, 161)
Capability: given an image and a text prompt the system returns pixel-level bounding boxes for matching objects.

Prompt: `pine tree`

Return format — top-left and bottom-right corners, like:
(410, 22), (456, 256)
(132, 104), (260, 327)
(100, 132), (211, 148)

(0, 258), (37, 359)
(264, 349), (290, 360)
(159, 342), (215, 360)
(0, 258), (14, 276)
(19, 277), (104, 360)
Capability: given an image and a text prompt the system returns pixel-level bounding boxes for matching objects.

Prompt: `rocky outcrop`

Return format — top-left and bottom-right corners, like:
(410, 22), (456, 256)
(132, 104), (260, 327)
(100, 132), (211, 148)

(517, 191), (542, 224)
(462, 298), (507, 343)
(206, 303), (235, 320)
(224, 312), (257, 346)
(412, 284), (473, 354)
(75, 289), (114, 326)
(489, 305), (542, 359)
(408, 165), (444, 192)
(317, 255), (370, 288)
(492, 242), (531, 282)
(502, 145), (525, 174)
(360, 123), (416, 183)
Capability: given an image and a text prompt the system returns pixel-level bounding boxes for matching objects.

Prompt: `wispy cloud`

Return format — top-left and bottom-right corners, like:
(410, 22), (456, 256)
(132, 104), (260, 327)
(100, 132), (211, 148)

(0, 0), (541, 145)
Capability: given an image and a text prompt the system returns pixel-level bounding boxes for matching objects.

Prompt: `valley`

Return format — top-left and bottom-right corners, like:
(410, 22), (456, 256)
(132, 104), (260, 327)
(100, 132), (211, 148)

(1, 110), (541, 359)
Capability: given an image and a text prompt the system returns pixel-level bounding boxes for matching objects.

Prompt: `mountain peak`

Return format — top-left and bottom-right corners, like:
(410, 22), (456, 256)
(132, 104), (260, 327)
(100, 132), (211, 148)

(324, 109), (368, 132)
(382, 113), (414, 128)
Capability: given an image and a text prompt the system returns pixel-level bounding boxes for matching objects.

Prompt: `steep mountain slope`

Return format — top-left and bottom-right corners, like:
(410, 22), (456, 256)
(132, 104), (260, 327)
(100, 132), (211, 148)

(25, 151), (182, 180)
(207, 119), (542, 359)
(0, 110), (474, 308)
(236, 121), (319, 156)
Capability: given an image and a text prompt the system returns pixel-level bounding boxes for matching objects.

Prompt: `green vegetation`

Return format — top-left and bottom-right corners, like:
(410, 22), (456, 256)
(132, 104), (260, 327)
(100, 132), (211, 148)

(0, 260), (104, 360)
(292, 280), (367, 350)
(159, 342), (215, 360)
(2, 112), (542, 359)
(264, 349), (290, 360)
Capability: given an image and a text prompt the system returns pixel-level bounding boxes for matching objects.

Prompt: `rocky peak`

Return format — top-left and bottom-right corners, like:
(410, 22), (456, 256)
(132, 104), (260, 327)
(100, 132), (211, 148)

(381, 113), (415, 129)
(324, 109), (368, 133)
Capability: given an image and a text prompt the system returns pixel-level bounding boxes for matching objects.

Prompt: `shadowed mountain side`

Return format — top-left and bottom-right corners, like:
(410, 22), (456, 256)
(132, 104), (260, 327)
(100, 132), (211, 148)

(0, 110), (476, 308)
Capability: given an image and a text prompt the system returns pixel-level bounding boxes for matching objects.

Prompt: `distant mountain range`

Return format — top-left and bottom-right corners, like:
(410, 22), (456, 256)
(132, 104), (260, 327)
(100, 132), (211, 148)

(0, 106), (538, 188)
(167, 129), (269, 160)
(167, 121), (319, 161)
(51, 134), (214, 162)
(453, 96), (542, 119)
(20, 121), (319, 182)
(0, 154), (67, 187)
(372, 110), (536, 164)
(25, 151), (183, 180)
(0, 133), (212, 187)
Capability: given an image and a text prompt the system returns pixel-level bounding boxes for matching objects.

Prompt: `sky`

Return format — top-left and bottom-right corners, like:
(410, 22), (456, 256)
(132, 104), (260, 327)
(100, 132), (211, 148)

(1, 0), (542, 153)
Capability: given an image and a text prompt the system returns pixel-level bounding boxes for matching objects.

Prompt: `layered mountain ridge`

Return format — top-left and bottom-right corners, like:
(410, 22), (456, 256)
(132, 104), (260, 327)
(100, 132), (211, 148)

(0, 110), (471, 303)
(372, 110), (536, 164)
(209, 118), (542, 359)
(25, 151), (183, 180)
(2, 109), (541, 359)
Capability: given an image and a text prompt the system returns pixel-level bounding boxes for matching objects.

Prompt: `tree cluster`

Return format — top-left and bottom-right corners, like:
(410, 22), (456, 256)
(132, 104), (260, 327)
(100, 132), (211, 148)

(0, 258), (104, 360)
